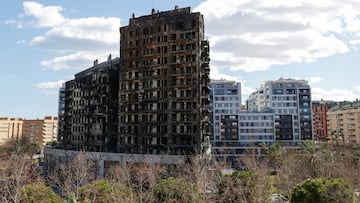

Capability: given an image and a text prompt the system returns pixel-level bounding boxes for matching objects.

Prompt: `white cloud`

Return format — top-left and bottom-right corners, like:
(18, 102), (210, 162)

(36, 80), (65, 95)
(240, 82), (255, 104)
(16, 40), (26, 44)
(4, 19), (23, 29)
(20, 2), (120, 70)
(29, 17), (120, 52)
(352, 86), (360, 95)
(210, 65), (240, 81)
(209, 65), (254, 104)
(306, 76), (322, 85)
(312, 86), (360, 101)
(41, 51), (113, 71)
(23, 1), (65, 27)
(195, 0), (360, 72)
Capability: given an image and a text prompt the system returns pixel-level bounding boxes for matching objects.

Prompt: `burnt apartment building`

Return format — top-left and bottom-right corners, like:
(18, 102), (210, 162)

(118, 7), (211, 155)
(62, 56), (119, 152)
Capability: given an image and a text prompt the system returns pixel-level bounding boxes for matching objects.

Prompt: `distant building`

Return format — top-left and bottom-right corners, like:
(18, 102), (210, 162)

(43, 116), (58, 145)
(118, 7), (210, 155)
(0, 117), (57, 147)
(22, 119), (45, 145)
(61, 57), (120, 152)
(22, 116), (57, 146)
(210, 79), (242, 142)
(0, 118), (23, 144)
(209, 79), (274, 157)
(211, 112), (275, 157)
(247, 78), (313, 145)
(327, 101), (360, 145)
(312, 100), (336, 141)
(238, 112), (274, 145)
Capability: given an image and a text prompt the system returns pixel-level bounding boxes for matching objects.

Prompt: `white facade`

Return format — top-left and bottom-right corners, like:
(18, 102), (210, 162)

(210, 80), (275, 157)
(247, 78), (313, 144)
(238, 112), (274, 144)
(210, 80), (241, 142)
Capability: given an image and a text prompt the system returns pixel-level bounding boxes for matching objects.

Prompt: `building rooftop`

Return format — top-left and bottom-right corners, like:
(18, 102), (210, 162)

(128, 6), (193, 24)
(265, 77), (308, 85)
(75, 55), (119, 79)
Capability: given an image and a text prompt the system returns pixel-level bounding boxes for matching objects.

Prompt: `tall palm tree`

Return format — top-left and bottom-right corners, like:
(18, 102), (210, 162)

(300, 140), (317, 169)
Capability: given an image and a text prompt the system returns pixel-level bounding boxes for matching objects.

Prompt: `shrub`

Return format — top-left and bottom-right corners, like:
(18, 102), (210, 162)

(79, 179), (136, 203)
(152, 177), (201, 203)
(217, 170), (257, 202)
(290, 177), (354, 203)
(21, 183), (61, 203)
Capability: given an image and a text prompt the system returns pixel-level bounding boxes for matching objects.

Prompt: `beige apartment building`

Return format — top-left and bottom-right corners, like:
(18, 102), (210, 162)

(0, 118), (23, 144)
(327, 101), (360, 145)
(43, 116), (58, 145)
(0, 117), (57, 147)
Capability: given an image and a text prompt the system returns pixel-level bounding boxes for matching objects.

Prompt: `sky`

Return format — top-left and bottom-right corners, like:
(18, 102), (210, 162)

(1, 0), (360, 119)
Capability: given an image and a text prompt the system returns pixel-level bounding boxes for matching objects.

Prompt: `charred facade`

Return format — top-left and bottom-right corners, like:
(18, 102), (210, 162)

(118, 7), (211, 155)
(62, 57), (119, 152)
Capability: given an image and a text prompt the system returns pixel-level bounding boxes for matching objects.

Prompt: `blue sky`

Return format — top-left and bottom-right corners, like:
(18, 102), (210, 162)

(1, 0), (360, 119)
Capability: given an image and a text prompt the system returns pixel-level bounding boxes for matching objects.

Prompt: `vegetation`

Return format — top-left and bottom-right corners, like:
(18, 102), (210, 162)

(79, 179), (136, 203)
(47, 150), (96, 202)
(290, 178), (354, 203)
(46, 141), (57, 148)
(1, 140), (360, 202)
(218, 170), (258, 202)
(0, 140), (42, 202)
(21, 183), (61, 203)
(152, 177), (202, 203)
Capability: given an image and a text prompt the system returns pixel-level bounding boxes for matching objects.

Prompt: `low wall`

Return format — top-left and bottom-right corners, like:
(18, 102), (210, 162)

(43, 147), (186, 178)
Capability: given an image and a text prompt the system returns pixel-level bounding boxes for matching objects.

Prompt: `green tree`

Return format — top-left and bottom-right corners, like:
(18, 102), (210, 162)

(217, 170), (258, 203)
(78, 179), (136, 203)
(290, 178), (354, 203)
(152, 177), (201, 203)
(300, 140), (318, 175)
(21, 182), (61, 203)
(46, 141), (57, 148)
(265, 142), (286, 174)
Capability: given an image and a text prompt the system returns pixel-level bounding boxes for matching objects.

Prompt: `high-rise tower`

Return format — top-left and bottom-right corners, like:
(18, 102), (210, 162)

(118, 7), (210, 155)
(62, 57), (119, 152)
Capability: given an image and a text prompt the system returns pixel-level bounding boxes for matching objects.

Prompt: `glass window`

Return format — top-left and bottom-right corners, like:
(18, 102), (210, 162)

(273, 89), (283, 94)
(215, 90), (224, 95)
